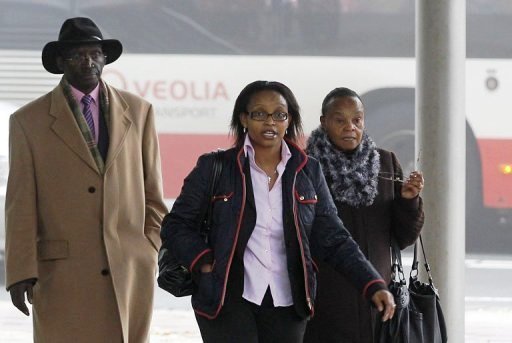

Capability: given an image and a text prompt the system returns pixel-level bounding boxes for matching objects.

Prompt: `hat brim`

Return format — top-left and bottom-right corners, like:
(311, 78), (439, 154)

(42, 39), (123, 74)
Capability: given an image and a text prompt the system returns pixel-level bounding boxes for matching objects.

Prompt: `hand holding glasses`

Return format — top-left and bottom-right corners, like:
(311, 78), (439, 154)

(379, 171), (424, 199)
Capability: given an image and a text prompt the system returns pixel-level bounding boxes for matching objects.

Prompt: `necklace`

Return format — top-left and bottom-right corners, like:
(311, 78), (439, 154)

(267, 170), (278, 184)
(254, 159), (279, 185)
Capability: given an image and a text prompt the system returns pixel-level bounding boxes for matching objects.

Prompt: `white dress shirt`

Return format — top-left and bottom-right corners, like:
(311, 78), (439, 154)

(242, 134), (293, 307)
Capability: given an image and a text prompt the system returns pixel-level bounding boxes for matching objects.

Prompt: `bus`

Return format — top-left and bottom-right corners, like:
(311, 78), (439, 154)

(0, 0), (511, 257)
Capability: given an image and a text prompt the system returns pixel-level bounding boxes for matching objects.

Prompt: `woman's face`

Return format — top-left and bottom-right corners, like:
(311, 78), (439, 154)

(240, 90), (290, 150)
(320, 96), (365, 152)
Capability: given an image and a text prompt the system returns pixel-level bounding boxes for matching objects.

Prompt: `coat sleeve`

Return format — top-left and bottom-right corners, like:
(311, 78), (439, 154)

(141, 104), (168, 251)
(389, 151), (425, 249)
(308, 159), (386, 298)
(4, 115), (39, 289)
(160, 153), (214, 272)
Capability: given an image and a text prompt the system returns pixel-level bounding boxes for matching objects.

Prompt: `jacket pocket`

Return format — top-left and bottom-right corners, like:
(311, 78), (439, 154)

(37, 240), (69, 261)
(294, 190), (318, 228)
(209, 192), (234, 244)
(195, 271), (216, 306)
(212, 192), (234, 203)
(294, 190), (318, 204)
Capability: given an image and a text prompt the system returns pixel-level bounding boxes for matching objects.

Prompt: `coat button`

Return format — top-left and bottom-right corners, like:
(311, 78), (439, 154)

(88, 187), (96, 193)
(101, 269), (110, 276)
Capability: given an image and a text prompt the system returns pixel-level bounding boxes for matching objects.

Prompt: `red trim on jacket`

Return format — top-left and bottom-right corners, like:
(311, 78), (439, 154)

(362, 278), (386, 298)
(189, 248), (212, 272)
(285, 138), (308, 171)
(292, 196), (314, 314)
(287, 141), (314, 314)
(211, 192), (234, 202)
(311, 259), (319, 273)
(294, 190), (318, 204)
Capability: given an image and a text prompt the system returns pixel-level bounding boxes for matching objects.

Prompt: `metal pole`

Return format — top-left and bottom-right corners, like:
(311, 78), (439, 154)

(416, 0), (466, 341)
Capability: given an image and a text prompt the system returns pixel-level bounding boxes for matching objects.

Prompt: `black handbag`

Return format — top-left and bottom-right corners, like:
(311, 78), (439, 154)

(157, 150), (224, 297)
(376, 235), (448, 343)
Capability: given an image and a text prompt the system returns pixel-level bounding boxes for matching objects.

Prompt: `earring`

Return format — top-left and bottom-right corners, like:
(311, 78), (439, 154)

(285, 129), (288, 135)
(243, 127), (247, 133)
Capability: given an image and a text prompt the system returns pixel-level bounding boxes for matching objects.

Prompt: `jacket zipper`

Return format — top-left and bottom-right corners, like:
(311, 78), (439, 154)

(292, 171), (313, 313)
(219, 150), (246, 307)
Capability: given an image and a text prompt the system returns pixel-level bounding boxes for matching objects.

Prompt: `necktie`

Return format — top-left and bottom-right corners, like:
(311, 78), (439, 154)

(81, 95), (96, 139)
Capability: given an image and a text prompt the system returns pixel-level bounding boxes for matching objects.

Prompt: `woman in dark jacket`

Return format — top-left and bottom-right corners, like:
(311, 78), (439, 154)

(304, 87), (425, 343)
(161, 81), (395, 342)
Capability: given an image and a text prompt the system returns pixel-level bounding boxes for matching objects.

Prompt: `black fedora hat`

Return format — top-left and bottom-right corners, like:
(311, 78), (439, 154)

(42, 17), (123, 74)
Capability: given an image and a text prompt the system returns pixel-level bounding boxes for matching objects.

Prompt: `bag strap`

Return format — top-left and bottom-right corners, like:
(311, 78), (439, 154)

(411, 234), (439, 293)
(201, 149), (224, 242)
(390, 237), (406, 285)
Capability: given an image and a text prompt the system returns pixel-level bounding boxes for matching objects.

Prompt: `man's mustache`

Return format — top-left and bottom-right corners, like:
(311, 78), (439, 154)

(83, 64), (100, 75)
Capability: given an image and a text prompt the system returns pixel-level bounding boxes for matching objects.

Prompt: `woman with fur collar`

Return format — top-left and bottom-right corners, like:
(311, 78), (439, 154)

(303, 87), (425, 343)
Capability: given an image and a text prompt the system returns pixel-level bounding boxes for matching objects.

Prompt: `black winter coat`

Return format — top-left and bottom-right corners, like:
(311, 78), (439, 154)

(161, 141), (387, 319)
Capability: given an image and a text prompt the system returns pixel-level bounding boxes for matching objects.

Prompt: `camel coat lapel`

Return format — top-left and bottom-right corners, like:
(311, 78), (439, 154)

(49, 86), (100, 174)
(105, 85), (132, 172)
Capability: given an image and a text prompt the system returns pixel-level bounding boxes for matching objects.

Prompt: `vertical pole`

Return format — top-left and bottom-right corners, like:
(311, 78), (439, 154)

(416, 0), (466, 341)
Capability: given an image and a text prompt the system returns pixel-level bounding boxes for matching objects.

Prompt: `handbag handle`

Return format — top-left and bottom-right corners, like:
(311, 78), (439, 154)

(390, 237), (407, 285)
(201, 149), (224, 243)
(411, 234), (439, 294)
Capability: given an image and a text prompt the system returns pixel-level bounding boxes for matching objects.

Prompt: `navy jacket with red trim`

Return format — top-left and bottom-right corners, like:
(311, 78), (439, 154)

(161, 141), (386, 319)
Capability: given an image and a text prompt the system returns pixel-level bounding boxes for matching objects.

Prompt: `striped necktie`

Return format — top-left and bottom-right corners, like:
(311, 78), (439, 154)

(81, 94), (96, 139)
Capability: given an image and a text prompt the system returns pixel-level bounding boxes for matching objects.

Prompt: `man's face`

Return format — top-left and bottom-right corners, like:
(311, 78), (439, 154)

(320, 96), (365, 152)
(56, 44), (105, 94)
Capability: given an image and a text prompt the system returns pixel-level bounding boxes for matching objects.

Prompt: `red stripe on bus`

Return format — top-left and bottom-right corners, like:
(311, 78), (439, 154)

(158, 133), (232, 198)
(478, 139), (512, 208)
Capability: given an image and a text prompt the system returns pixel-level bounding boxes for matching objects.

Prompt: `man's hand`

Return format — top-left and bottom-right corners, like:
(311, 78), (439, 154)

(9, 280), (35, 316)
(371, 289), (396, 322)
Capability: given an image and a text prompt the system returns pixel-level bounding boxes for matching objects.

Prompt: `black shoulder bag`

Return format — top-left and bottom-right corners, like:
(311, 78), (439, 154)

(157, 150), (224, 297)
(376, 235), (448, 343)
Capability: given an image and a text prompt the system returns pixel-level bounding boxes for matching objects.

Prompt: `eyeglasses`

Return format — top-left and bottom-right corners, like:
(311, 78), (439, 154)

(248, 111), (288, 122)
(64, 51), (107, 64)
(378, 172), (405, 183)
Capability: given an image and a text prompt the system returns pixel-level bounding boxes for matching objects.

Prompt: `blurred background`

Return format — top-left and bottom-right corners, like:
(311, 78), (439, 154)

(0, 0), (511, 340)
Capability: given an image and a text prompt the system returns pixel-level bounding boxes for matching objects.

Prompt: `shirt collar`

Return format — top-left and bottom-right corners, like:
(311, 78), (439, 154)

(243, 133), (292, 166)
(70, 83), (100, 105)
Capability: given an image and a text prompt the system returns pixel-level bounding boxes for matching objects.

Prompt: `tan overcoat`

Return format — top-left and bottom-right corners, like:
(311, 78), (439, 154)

(4, 82), (167, 343)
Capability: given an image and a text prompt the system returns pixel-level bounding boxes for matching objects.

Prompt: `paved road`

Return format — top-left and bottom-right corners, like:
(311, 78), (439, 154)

(1, 254), (512, 342)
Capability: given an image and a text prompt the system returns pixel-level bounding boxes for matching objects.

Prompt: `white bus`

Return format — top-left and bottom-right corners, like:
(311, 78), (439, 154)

(0, 0), (511, 258)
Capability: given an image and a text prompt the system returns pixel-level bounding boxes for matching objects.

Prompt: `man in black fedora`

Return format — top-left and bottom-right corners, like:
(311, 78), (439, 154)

(4, 17), (167, 342)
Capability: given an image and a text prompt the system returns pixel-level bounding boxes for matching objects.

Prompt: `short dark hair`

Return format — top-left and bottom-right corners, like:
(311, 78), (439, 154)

(230, 80), (303, 148)
(321, 87), (363, 116)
